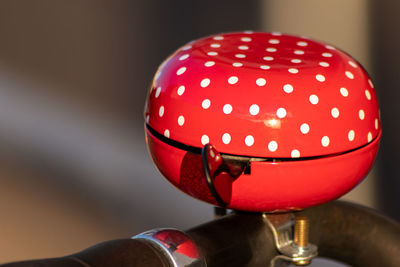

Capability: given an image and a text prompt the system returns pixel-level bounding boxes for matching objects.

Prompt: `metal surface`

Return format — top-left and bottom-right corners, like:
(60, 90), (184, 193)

(147, 125), (380, 211)
(263, 213), (317, 266)
(145, 31), (381, 212)
(132, 228), (206, 267)
(145, 32), (380, 158)
(201, 144), (230, 207)
(201, 144), (246, 207)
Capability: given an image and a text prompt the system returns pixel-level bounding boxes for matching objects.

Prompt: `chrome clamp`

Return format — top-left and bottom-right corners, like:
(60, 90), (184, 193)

(263, 213), (318, 266)
(132, 228), (206, 267)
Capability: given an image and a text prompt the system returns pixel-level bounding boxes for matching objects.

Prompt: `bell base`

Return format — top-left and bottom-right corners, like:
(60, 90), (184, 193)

(146, 126), (380, 212)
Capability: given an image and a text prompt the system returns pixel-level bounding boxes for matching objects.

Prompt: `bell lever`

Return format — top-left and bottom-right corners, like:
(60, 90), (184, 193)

(201, 144), (247, 207)
(202, 144), (228, 207)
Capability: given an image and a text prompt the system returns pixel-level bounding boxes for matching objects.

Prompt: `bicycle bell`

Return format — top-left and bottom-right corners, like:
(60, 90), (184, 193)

(144, 31), (381, 212)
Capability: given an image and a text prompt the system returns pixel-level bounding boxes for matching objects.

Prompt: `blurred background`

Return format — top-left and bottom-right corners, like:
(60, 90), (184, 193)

(0, 0), (397, 266)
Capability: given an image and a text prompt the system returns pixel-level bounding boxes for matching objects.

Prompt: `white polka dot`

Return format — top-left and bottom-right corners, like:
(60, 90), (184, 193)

(146, 115), (149, 123)
(204, 61), (215, 67)
(276, 108), (287, 118)
(288, 68), (299, 74)
(260, 65), (270, 70)
(309, 94), (319, 105)
(345, 71), (354, 79)
(159, 106), (165, 117)
(155, 86), (161, 98)
(201, 135), (209, 145)
(235, 54), (246, 58)
(201, 78), (210, 87)
(297, 41), (308, 46)
(179, 54), (189, 60)
(368, 79), (374, 88)
(331, 107), (340, 118)
(368, 132), (373, 142)
(228, 76), (239, 84)
(300, 123), (310, 134)
(256, 78), (267, 86)
(321, 136), (330, 147)
(348, 130), (355, 141)
(182, 45), (192, 50)
(207, 51), (218, 56)
(178, 115), (185, 126)
(269, 39), (280, 44)
(359, 109), (365, 120)
(266, 47), (277, 52)
(245, 135), (254, 147)
(222, 133), (231, 144)
(315, 74), (325, 82)
(291, 59), (301, 63)
(176, 67), (186, 75)
(210, 43), (221, 48)
(271, 32), (282, 36)
(348, 61), (358, 68)
(325, 45), (335, 50)
(223, 104), (233, 114)
(375, 118), (379, 130)
(283, 84), (294, 93)
(291, 149), (300, 158)
(213, 36), (224, 40)
(319, 62), (329, 67)
(202, 99), (211, 109)
(365, 89), (372, 100)
(164, 129), (170, 138)
(243, 30), (253, 34)
(294, 50), (304, 55)
(232, 62), (243, 67)
(249, 104), (259, 115)
(322, 52), (333, 57)
(263, 56), (274, 61)
(177, 85), (185, 96)
(241, 37), (252, 42)
(340, 87), (349, 97)
(268, 141), (278, 152)
(238, 45), (249, 50)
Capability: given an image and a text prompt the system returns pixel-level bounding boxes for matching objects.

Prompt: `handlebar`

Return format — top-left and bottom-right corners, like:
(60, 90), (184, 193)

(3, 201), (400, 266)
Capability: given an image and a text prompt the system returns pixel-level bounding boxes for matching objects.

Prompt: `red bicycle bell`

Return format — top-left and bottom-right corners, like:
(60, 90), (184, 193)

(144, 32), (381, 212)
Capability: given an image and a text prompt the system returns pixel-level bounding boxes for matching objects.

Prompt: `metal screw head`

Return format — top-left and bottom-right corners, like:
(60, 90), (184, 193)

(293, 259), (311, 266)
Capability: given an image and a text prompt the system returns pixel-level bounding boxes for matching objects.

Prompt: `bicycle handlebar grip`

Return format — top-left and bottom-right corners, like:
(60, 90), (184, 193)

(1, 239), (170, 267)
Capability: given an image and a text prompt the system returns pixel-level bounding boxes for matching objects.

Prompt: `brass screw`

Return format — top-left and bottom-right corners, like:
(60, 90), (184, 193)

(293, 216), (311, 266)
(294, 216), (309, 247)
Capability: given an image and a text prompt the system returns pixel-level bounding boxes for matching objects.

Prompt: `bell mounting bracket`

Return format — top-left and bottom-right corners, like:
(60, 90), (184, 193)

(264, 213), (318, 266)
